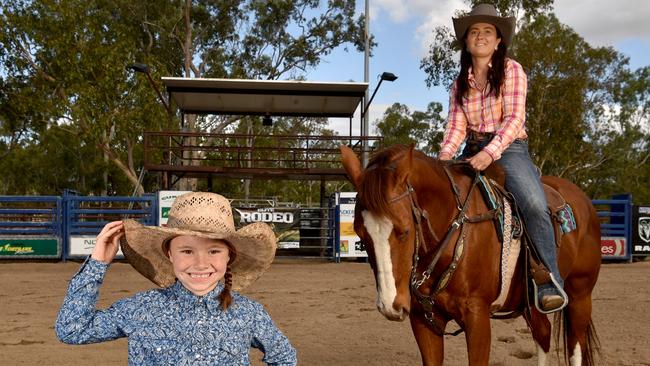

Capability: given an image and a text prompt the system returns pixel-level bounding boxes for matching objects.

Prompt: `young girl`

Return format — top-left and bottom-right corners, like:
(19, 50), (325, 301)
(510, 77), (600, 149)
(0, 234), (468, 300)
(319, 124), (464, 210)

(56, 192), (297, 365)
(438, 3), (568, 313)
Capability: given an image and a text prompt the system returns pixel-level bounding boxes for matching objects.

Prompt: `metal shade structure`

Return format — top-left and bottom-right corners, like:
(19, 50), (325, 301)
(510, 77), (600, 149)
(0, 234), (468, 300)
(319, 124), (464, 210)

(144, 76), (386, 186)
(162, 77), (368, 118)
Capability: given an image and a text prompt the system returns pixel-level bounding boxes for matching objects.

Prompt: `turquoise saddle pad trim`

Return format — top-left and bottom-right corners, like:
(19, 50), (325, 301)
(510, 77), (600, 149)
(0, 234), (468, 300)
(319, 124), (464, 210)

(557, 204), (577, 234)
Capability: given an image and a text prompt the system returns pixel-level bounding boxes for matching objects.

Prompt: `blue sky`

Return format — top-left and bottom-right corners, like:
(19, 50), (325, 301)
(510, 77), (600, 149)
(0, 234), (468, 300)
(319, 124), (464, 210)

(307, 0), (650, 135)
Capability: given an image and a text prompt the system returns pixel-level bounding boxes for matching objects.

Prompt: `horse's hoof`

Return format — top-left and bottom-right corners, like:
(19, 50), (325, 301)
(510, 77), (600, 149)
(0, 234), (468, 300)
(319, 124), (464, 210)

(541, 294), (564, 312)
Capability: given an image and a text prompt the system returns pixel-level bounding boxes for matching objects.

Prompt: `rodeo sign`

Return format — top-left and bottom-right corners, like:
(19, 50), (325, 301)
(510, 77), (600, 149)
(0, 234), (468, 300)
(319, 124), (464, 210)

(233, 207), (300, 249)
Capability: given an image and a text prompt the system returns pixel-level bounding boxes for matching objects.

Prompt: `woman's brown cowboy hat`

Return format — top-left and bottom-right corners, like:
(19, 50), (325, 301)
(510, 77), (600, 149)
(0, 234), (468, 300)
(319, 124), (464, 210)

(453, 3), (516, 46)
(120, 192), (277, 291)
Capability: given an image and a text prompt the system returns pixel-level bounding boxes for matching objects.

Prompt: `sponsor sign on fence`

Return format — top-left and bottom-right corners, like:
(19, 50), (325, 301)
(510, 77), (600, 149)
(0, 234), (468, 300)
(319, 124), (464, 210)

(158, 192), (307, 250)
(337, 192), (367, 258)
(600, 237), (627, 259)
(0, 237), (60, 258)
(233, 207), (301, 249)
(633, 206), (650, 256)
(158, 190), (191, 226)
(68, 235), (124, 258)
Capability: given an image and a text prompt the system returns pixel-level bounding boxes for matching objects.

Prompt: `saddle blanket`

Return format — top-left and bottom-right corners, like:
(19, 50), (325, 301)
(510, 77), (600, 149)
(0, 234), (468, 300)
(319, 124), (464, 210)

(490, 198), (520, 312)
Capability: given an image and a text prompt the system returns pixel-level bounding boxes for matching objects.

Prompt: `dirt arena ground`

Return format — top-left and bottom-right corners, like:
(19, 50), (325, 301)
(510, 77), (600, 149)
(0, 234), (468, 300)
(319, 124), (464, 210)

(1, 258), (649, 365)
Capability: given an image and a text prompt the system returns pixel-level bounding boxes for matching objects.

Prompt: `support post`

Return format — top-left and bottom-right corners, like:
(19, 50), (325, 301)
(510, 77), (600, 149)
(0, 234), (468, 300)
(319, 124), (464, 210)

(363, 0), (370, 167)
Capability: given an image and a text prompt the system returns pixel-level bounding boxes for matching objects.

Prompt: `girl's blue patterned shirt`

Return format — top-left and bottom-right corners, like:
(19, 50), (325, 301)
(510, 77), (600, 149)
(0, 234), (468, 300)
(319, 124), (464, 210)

(55, 258), (297, 366)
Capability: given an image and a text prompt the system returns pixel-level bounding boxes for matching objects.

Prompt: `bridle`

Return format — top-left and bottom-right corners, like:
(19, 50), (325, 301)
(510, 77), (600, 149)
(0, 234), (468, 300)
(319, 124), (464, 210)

(387, 163), (498, 335)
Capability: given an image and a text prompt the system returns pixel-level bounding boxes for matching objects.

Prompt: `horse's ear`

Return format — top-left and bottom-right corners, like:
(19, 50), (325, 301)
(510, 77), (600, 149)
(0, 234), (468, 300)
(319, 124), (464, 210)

(395, 144), (415, 184)
(340, 144), (363, 189)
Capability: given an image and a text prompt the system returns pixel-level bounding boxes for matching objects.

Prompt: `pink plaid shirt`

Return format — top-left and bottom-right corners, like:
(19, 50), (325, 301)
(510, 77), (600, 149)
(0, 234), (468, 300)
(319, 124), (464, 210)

(440, 58), (528, 161)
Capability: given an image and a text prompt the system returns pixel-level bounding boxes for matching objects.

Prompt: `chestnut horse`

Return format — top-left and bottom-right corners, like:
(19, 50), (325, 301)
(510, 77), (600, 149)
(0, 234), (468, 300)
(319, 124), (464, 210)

(340, 144), (601, 366)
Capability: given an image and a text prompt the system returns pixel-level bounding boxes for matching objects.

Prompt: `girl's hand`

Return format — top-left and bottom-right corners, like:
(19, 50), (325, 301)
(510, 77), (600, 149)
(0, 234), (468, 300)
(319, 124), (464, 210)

(91, 221), (125, 264)
(467, 150), (493, 171)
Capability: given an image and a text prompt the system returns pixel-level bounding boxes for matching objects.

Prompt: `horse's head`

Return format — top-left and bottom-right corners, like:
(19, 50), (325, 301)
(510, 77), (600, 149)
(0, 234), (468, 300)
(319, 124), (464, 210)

(341, 144), (419, 321)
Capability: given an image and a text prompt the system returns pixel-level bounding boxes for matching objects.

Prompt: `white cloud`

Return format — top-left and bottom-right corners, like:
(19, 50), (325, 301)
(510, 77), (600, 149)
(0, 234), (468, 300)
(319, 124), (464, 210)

(371, 0), (649, 55)
(414, 0), (466, 57)
(554, 0), (650, 46)
(369, 0), (468, 57)
(371, 0), (444, 23)
(371, 0), (464, 26)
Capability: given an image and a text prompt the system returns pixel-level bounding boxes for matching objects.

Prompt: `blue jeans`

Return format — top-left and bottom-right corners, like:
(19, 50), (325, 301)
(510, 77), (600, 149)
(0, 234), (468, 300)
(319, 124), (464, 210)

(460, 139), (564, 290)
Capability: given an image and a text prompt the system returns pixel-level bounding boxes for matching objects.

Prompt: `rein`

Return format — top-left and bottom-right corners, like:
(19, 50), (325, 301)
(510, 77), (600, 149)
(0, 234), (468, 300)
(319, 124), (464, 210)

(396, 164), (498, 336)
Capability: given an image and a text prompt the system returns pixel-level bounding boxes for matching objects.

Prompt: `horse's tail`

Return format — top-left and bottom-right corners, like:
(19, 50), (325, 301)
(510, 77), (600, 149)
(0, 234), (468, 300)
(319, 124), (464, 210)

(553, 310), (601, 365)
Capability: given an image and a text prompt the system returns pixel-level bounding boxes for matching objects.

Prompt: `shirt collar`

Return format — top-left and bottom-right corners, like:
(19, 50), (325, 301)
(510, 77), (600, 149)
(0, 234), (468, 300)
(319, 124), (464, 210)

(467, 62), (493, 81)
(170, 280), (225, 314)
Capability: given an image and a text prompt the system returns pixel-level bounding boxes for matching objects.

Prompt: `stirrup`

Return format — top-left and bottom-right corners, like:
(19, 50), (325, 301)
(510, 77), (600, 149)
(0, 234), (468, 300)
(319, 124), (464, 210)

(532, 274), (569, 314)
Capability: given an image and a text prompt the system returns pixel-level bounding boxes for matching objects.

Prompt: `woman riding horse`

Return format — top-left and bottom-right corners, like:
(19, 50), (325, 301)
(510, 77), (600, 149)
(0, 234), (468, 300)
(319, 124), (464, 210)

(438, 3), (567, 313)
(340, 3), (601, 365)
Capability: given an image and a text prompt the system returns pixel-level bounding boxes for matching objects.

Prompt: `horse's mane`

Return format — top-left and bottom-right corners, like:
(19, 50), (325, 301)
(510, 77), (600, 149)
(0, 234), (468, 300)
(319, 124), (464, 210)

(358, 145), (435, 220)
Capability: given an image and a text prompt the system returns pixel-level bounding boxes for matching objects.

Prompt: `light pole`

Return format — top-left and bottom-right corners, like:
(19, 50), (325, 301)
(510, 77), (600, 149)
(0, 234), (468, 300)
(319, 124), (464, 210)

(360, 71), (398, 163)
(363, 72), (398, 114)
(127, 63), (173, 118)
(126, 63), (175, 190)
(363, 0), (370, 167)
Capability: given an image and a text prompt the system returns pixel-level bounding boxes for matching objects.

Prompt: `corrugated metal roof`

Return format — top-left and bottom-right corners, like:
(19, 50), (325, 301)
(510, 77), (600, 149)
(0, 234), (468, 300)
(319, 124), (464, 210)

(162, 77), (368, 117)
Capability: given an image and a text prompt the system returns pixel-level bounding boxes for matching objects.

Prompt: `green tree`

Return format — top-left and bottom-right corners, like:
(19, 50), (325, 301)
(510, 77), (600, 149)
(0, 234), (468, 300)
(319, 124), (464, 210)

(373, 102), (445, 155)
(511, 14), (649, 202)
(0, 0), (369, 196)
(585, 66), (650, 202)
(1, 0), (173, 194)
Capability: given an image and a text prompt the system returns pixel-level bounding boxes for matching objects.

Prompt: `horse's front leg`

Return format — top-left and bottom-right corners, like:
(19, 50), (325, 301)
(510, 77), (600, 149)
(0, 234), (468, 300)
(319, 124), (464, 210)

(409, 309), (445, 366)
(462, 299), (492, 365)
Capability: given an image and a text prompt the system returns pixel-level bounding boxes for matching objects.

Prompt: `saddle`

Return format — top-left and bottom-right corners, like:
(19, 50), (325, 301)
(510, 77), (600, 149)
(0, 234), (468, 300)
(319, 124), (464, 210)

(468, 167), (577, 312)
(448, 164), (576, 251)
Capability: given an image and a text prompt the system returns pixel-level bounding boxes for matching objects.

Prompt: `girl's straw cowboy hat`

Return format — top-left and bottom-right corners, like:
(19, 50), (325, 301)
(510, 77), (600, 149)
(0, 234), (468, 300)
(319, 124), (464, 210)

(453, 3), (516, 46)
(120, 192), (276, 291)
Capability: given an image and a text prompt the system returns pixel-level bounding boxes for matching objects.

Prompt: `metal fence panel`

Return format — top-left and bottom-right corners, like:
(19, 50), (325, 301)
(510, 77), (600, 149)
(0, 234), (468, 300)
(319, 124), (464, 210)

(0, 196), (62, 259)
(63, 192), (157, 259)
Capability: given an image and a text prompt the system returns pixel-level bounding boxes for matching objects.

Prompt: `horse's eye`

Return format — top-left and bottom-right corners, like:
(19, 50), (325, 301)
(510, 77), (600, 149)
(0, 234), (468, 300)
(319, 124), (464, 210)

(395, 229), (410, 240)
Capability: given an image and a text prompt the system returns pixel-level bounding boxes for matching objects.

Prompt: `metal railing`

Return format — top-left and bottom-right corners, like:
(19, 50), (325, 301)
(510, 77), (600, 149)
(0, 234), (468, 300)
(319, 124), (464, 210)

(592, 196), (633, 261)
(143, 132), (381, 178)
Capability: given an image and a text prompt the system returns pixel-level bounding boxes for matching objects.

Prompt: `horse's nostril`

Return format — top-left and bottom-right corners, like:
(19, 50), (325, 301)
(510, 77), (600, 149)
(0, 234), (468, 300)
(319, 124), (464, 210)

(398, 305), (410, 318)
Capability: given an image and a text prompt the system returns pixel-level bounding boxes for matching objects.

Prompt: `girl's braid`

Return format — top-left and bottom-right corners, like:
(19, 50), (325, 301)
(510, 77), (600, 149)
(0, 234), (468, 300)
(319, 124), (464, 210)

(218, 267), (233, 310)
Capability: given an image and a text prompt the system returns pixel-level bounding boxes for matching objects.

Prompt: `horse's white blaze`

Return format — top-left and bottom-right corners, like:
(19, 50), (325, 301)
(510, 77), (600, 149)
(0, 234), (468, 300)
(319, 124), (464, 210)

(536, 344), (549, 366)
(362, 210), (402, 319)
(569, 343), (582, 366)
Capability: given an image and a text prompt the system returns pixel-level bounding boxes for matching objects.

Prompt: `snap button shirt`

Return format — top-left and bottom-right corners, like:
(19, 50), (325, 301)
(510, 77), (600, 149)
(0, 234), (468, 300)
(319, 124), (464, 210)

(441, 58), (528, 161)
(55, 258), (297, 366)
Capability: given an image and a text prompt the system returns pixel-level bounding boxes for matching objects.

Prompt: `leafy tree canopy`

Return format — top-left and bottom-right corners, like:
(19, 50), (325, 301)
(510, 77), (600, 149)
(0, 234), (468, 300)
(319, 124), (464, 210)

(0, 0), (369, 199)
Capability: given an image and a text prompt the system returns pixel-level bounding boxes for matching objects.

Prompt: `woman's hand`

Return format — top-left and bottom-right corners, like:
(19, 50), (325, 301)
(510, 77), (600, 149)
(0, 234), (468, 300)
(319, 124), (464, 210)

(467, 150), (493, 171)
(91, 221), (125, 264)
(438, 152), (453, 161)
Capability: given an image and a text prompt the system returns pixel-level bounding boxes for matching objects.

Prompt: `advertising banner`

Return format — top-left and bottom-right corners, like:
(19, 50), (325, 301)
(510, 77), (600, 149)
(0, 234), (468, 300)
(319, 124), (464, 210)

(632, 206), (650, 256)
(233, 207), (301, 249)
(158, 191), (191, 226)
(600, 237), (627, 259)
(0, 237), (60, 259)
(69, 235), (124, 258)
(338, 192), (366, 258)
(157, 191), (306, 250)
